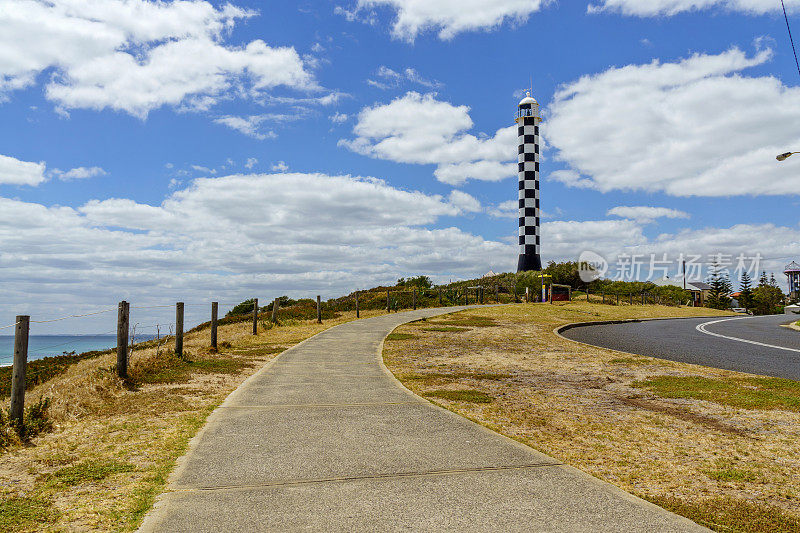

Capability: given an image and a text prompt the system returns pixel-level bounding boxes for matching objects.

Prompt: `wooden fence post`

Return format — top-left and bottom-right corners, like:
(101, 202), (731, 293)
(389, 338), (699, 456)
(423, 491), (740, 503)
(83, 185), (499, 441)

(513, 285), (517, 302)
(438, 288), (442, 306)
(386, 290), (390, 313)
(251, 298), (258, 335)
(616, 294), (620, 305)
(465, 289), (469, 305)
(525, 287), (530, 303)
(317, 295), (322, 323)
(117, 302), (129, 377)
(413, 289), (417, 310)
(10, 315), (30, 430)
(211, 302), (218, 350)
(271, 297), (280, 323)
(355, 291), (360, 318)
(176, 302), (184, 354)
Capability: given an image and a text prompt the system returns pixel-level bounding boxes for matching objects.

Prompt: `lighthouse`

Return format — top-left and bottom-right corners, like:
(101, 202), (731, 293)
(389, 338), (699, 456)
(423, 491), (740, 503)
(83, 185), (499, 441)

(516, 91), (542, 272)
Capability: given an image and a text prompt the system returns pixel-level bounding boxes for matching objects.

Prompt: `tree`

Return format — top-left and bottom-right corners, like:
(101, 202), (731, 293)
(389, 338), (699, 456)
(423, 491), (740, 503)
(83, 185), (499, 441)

(759, 271), (769, 287)
(770, 273), (778, 287)
(751, 285), (784, 315)
(706, 262), (732, 310)
(396, 276), (433, 289)
(543, 261), (583, 289)
(738, 271), (754, 312)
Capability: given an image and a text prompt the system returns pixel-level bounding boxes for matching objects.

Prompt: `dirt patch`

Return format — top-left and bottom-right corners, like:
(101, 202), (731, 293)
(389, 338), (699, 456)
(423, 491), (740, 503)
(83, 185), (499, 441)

(619, 396), (748, 437)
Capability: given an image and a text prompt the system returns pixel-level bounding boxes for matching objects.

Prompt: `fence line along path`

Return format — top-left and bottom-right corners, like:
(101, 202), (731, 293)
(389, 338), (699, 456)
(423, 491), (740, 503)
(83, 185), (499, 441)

(139, 306), (707, 532)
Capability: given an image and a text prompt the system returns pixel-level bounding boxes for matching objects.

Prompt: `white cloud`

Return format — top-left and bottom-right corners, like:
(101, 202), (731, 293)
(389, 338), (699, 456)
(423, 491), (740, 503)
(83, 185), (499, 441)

(547, 47), (800, 196)
(271, 161), (289, 172)
(245, 157), (258, 169)
(607, 205), (690, 222)
(190, 165), (216, 174)
(213, 115), (277, 140)
(0, 172), (516, 331)
(330, 112), (349, 123)
(447, 190), (482, 213)
(0, 154), (46, 186)
(367, 66), (442, 89)
(0, 0), (315, 116)
(542, 219), (648, 259)
(340, 92), (516, 186)
(50, 166), (107, 181)
(258, 92), (347, 107)
(488, 200), (518, 219)
(588, 0), (800, 16)
(540, 219), (800, 290)
(351, 0), (550, 41)
(3, 170), (799, 330)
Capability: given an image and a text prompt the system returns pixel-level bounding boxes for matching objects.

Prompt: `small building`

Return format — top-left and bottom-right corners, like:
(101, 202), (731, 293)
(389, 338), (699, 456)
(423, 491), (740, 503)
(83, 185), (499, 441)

(652, 276), (712, 306)
(730, 291), (742, 309)
(786, 304), (800, 316)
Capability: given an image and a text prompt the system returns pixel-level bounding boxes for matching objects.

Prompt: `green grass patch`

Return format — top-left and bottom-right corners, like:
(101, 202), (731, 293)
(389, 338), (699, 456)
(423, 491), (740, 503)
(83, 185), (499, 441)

(643, 494), (800, 533)
(132, 354), (250, 385)
(386, 333), (417, 341)
(423, 389), (494, 403)
(422, 326), (470, 332)
(704, 466), (758, 483)
(46, 460), (135, 487)
(231, 345), (286, 358)
(0, 496), (59, 532)
(632, 375), (800, 411)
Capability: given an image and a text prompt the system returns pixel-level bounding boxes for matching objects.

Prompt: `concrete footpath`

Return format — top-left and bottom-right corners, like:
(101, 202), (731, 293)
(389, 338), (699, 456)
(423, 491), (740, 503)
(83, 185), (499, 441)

(139, 307), (708, 532)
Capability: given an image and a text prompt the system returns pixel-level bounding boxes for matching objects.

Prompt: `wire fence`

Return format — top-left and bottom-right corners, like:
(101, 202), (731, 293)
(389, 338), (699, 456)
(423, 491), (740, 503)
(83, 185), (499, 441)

(2, 280), (686, 431)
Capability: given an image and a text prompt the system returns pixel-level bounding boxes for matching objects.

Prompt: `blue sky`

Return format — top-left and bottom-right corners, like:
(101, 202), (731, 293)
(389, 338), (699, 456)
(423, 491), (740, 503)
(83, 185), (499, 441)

(1, 0), (800, 332)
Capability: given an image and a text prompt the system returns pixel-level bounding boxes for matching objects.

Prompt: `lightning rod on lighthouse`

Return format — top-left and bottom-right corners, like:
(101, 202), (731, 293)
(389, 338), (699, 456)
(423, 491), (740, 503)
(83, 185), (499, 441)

(516, 91), (542, 272)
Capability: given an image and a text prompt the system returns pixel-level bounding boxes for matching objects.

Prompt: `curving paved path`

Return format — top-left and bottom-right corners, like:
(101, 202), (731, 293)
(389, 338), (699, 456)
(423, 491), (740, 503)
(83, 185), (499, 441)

(139, 307), (707, 532)
(561, 314), (800, 380)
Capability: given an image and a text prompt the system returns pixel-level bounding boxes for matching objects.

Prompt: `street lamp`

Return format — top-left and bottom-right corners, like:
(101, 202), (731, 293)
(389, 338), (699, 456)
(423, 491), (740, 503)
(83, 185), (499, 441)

(777, 151), (800, 161)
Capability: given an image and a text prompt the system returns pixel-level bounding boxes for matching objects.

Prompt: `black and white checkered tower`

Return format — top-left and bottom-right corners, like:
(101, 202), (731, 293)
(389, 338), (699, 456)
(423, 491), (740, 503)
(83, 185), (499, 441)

(516, 91), (542, 272)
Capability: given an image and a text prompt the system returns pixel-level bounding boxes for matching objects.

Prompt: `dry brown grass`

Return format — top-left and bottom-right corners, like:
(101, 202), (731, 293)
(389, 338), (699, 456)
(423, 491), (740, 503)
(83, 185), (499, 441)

(385, 303), (800, 532)
(0, 309), (386, 532)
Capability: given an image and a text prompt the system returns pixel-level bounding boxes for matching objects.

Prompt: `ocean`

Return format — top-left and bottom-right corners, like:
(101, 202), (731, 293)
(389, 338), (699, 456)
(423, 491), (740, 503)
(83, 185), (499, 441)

(0, 335), (155, 367)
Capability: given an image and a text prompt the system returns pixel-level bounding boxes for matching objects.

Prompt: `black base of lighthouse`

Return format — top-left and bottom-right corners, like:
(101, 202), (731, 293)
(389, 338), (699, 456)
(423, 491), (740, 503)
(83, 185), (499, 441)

(517, 253), (542, 273)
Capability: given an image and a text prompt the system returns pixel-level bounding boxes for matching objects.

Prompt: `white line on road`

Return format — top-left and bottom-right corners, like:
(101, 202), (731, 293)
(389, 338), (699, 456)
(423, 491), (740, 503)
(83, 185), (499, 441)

(696, 317), (800, 353)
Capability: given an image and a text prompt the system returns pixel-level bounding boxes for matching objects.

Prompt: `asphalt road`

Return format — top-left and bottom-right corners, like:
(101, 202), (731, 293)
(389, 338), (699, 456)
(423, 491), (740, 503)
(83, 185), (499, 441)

(561, 314), (800, 380)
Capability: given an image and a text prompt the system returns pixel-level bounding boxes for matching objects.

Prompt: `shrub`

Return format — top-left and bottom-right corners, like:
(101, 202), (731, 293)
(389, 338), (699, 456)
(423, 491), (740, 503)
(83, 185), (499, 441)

(0, 397), (53, 446)
(0, 350), (109, 398)
(226, 299), (257, 317)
